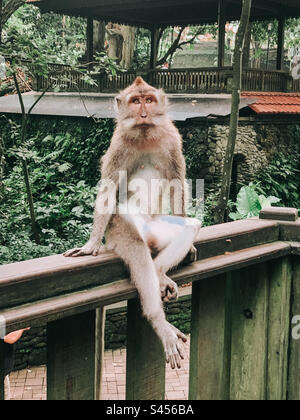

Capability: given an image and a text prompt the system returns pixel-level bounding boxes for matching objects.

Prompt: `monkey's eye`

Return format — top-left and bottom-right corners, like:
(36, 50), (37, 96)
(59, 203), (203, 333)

(146, 97), (153, 103)
(132, 98), (141, 104)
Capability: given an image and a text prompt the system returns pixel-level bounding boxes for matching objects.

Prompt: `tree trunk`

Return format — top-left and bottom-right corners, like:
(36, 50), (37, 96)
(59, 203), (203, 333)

(120, 26), (136, 69)
(106, 23), (136, 69)
(0, 0), (3, 43)
(93, 20), (106, 54)
(1, 0), (26, 26)
(243, 21), (252, 68)
(0, 133), (4, 194)
(213, 0), (252, 225)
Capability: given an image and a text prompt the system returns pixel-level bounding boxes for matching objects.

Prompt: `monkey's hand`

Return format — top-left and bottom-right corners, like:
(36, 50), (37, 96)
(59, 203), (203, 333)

(162, 322), (187, 369)
(63, 242), (105, 258)
(158, 272), (179, 302)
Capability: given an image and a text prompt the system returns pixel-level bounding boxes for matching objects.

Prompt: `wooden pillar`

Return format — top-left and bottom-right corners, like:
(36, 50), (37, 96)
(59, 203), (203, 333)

(47, 311), (96, 400)
(229, 263), (269, 400)
(189, 273), (231, 400)
(126, 299), (165, 400)
(150, 27), (159, 70)
(277, 16), (286, 70)
(0, 339), (4, 400)
(86, 17), (94, 63)
(218, 0), (226, 67)
(288, 256), (300, 400)
(267, 257), (292, 400)
(95, 307), (106, 400)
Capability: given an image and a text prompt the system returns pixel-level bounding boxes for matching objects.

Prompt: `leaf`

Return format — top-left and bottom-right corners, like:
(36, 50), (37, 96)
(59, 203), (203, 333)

(236, 185), (261, 217)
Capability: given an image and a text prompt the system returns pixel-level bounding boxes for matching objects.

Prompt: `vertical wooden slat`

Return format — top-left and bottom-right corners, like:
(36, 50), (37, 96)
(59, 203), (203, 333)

(0, 339), (4, 401)
(288, 256), (300, 400)
(95, 307), (106, 400)
(47, 311), (96, 400)
(230, 263), (269, 400)
(189, 273), (231, 400)
(267, 257), (292, 400)
(126, 298), (165, 400)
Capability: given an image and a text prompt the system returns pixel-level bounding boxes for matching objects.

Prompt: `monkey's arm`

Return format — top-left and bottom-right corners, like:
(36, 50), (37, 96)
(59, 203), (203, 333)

(64, 147), (122, 257)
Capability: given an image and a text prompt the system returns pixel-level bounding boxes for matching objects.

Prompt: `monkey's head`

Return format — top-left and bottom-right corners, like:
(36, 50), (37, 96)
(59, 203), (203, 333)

(115, 77), (168, 132)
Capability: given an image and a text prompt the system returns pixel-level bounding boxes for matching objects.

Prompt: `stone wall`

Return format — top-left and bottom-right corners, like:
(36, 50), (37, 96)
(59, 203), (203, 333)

(180, 119), (300, 194)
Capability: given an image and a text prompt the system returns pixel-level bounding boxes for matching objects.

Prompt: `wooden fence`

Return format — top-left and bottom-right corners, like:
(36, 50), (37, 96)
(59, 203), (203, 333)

(0, 207), (299, 400)
(33, 65), (298, 94)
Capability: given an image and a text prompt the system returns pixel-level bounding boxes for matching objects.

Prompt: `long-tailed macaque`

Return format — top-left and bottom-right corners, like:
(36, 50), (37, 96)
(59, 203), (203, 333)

(64, 77), (201, 369)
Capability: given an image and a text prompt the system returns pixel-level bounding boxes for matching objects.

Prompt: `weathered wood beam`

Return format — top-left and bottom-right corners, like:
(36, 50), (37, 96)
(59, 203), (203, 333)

(0, 219), (286, 310)
(47, 311), (96, 400)
(277, 16), (286, 71)
(266, 257), (292, 400)
(218, 0), (226, 67)
(229, 262), (269, 400)
(189, 272), (231, 399)
(0, 241), (293, 332)
(126, 299), (165, 400)
(288, 256), (300, 400)
(86, 17), (94, 63)
(0, 339), (4, 401)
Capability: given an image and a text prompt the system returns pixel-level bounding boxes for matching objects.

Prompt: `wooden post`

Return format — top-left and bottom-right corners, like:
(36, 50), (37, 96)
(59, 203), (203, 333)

(95, 307), (106, 400)
(288, 256), (300, 400)
(86, 17), (94, 63)
(47, 311), (96, 400)
(126, 298), (165, 400)
(276, 16), (286, 70)
(230, 263), (269, 400)
(150, 27), (159, 70)
(0, 339), (4, 401)
(218, 0), (226, 68)
(189, 273), (232, 400)
(267, 257), (292, 400)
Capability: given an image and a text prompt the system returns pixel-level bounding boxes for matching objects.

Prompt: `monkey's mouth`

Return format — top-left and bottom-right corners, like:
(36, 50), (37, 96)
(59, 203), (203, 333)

(134, 121), (155, 128)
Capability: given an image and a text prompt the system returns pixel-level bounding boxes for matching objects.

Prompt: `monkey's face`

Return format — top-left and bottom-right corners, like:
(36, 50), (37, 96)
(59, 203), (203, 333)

(127, 93), (159, 127)
(116, 77), (167, 132)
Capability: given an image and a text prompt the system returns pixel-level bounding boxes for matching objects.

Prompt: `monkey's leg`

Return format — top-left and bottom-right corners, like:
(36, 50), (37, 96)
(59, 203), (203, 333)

(106, 216), (187, 369)
(152, 217), (201, 301)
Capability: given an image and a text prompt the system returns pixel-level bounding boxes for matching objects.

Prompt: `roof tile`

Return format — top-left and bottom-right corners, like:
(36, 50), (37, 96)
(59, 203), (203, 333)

(241, 92), (300, 114)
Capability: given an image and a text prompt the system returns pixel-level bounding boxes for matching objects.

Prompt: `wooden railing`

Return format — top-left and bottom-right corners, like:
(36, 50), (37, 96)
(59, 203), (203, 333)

(0, 207), (299, 400)
(148, 67), (230, 93)
(32, 64), (299, 94)
(241, 68), (288, 92)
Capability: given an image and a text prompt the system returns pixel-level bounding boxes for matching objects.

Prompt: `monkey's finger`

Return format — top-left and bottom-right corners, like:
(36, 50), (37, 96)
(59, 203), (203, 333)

(70, 249), (93, 257)
(177, 344), (185, 360)
(167, 287), (178, 301)
(176, 330), (188, 343)
(63, 249), (77, 257)
(175, 354), (182, 369)
(169, 355), (176, 370)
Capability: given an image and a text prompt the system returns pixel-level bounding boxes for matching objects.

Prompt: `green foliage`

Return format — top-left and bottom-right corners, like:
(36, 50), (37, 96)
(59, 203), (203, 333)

(229, 183), (281, 221)
(3, 4), (86, 65)
(256, 152), (300, 210)
(0, 115), (114, 264)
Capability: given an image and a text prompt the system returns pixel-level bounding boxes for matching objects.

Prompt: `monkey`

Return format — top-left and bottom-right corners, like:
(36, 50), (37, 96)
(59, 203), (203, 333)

(64, 77), (201, 369)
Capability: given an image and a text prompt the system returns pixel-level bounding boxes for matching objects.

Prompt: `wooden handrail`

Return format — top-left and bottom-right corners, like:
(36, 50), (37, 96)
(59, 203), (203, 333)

(0, 209), (299, 400)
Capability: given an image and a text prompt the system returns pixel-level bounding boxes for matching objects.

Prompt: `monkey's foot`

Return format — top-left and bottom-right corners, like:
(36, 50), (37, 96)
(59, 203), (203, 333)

(63, 244), (105, 257)
(163, 322), (187, 369)
(159, 273), (179, 302)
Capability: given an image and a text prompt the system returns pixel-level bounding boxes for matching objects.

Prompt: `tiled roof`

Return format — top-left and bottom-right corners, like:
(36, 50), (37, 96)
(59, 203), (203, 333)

(242, 92), (300, 115)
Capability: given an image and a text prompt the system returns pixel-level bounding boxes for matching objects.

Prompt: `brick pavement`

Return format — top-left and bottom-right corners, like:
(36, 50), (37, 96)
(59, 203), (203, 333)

(6, 336), (190, 400)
